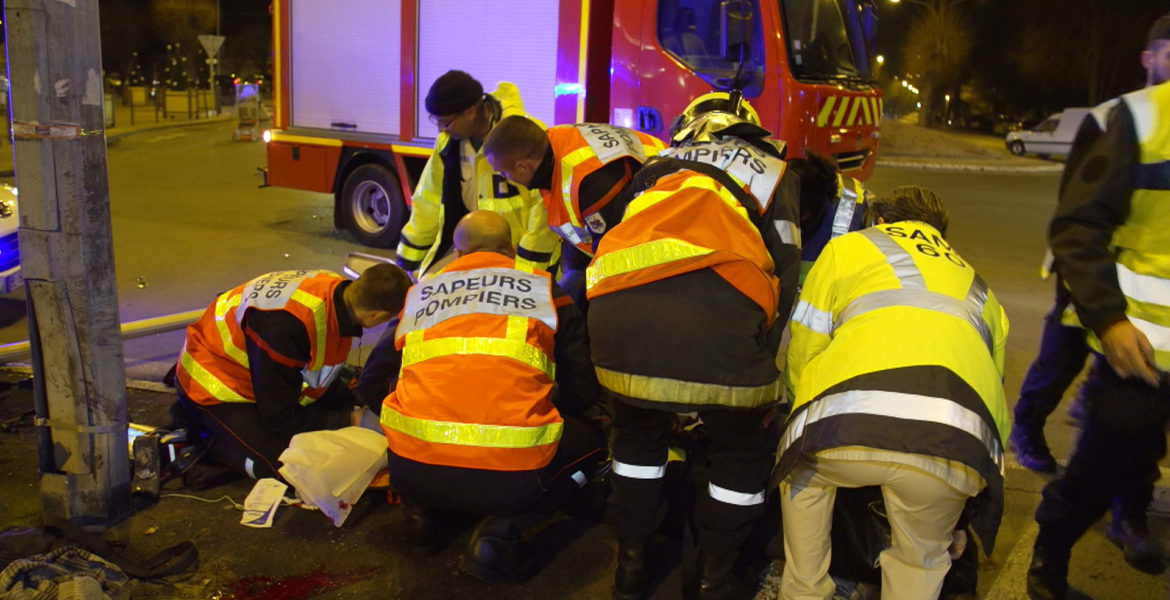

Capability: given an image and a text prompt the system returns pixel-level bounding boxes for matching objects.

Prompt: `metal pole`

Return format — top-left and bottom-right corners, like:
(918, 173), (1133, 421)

(0, 308), (204, 363)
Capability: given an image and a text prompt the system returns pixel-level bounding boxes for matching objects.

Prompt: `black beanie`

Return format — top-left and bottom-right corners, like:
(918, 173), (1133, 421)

(425, 70), (484, 116)
(1150, 13), (1170, 45)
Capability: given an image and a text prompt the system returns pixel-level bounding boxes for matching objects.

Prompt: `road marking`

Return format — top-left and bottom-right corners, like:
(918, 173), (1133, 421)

(983, 517), (1038, 600)
(144, 133), (189, 143)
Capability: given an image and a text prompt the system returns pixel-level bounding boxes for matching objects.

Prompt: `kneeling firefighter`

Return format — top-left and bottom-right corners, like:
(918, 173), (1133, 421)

(587, 92), (805, 600)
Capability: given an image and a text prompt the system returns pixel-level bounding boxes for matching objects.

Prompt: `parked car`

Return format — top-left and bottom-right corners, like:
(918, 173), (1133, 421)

(1004, 108), (1089, 158)
(0, 184), (21, 294)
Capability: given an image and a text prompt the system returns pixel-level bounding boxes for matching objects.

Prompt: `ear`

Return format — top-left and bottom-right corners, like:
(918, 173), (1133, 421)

(1142, 50), (1153, 71)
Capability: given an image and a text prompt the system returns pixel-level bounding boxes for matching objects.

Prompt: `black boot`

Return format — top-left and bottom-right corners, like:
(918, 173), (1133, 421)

(459, 516), (538, 584)
(1025, 543), (1068, 600)
(1107, 518), (1165, 575)
(695, 551), (750, 600)
(402, 504), (441, 554)
(613, 538), (651, 600)
(1009, 423), (1057, 474)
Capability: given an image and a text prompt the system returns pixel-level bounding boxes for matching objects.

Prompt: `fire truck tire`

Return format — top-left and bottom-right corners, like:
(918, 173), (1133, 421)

(340, 164), (406, 248)
(1008, 141), (1025, 156)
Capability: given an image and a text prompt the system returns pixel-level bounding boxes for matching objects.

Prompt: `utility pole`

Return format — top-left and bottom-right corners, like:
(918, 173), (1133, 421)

(6, 0), (131, 525)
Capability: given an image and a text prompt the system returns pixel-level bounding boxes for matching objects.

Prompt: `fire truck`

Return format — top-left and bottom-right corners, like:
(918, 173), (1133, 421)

(262, 0), (882, 247)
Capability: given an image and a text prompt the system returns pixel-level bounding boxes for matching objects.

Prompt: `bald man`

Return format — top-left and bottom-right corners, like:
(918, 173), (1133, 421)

(369, 211), (605, 582)
(453, 210), (515, 255)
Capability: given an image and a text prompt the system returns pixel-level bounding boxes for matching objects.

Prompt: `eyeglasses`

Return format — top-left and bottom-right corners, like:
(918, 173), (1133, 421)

(429, 104), (474, 130)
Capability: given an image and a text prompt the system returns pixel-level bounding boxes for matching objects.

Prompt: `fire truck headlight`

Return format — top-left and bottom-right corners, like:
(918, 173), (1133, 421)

(262, 130), (272, 144)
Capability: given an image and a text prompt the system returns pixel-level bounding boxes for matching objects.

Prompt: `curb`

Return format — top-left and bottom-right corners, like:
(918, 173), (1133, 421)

(105, 114), (235, 142)
(877, 158), (1064, 174)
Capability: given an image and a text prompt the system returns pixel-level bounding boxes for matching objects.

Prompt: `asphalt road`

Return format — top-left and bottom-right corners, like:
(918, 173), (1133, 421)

(1, 121), (1167, 598)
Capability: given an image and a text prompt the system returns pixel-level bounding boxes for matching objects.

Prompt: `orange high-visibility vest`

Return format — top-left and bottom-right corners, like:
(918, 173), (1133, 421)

(380, 252), (563, 471)
(545, 124), (665, 255)
(586, 169), (780, 324)
(176, 270), (352, 407)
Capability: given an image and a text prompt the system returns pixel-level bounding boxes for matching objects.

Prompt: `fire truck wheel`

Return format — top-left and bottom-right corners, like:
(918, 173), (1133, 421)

(340, 164), (406, 248)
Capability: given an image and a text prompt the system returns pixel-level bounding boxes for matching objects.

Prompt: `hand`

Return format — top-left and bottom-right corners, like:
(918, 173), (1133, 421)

(948, 529), (968, 560)
(1099, 320), (1160, 387)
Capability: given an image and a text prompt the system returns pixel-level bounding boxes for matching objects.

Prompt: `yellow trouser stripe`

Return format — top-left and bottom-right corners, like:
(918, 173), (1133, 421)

(401, 336), (554, 378)
(180, 349), (249, 402)
(596, 366), (781, 408)
(380, 406), (562, 449)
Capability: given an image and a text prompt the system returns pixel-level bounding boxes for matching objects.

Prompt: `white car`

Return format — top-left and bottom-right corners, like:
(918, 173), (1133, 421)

(1004, 108), (1090, 158)
(0, 184), (22, 294)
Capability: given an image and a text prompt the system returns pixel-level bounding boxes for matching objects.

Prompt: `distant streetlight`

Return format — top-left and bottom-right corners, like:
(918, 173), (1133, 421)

(944, 94), (951, 102)
(876, 55), (885, 65)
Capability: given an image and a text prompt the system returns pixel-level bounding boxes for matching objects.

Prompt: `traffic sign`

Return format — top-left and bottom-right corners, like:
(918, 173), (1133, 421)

(198, 35), (225, 58)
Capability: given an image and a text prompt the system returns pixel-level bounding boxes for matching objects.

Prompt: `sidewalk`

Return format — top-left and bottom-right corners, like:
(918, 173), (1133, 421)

(0, 100), (239, 179)
(875, 120), (1064, 173)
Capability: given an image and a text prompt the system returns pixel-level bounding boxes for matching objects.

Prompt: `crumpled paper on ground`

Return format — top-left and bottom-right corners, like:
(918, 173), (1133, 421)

(277, 426), (388, 527)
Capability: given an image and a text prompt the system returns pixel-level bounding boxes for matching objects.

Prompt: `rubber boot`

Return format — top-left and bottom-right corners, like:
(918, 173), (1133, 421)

(459, 515), (538, 584)
(613, 538), (651, 600)
(1025, 542), (1069, 600)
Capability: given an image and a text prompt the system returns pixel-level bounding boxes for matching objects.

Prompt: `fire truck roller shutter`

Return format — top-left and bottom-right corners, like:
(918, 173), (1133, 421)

(340, 163), (408, 248)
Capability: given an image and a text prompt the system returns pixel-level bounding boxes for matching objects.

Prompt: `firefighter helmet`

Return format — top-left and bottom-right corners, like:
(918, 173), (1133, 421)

(669, 91), (762, 145)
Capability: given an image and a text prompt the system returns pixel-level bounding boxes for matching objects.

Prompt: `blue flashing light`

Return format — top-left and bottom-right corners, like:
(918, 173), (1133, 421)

(555, 82), (584, 97)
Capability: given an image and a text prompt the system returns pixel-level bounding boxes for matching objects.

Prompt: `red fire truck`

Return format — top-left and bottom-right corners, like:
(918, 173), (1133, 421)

(262, 0), (882, 247)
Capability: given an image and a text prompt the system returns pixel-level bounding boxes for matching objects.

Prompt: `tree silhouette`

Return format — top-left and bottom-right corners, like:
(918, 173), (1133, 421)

(899, 0), (974, 127)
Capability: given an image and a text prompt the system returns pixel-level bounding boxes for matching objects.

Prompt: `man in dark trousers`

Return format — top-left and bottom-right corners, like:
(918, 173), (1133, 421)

(587, 92), (803, 600)
(173, 263), (410, 480)
(378, 211), (605, 583)
(1027, 13), (1170, 599)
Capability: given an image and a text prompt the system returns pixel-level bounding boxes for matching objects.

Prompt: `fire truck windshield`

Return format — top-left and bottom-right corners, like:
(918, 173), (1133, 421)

(779, 0), (869, 82)
(656, 0), (767, 97)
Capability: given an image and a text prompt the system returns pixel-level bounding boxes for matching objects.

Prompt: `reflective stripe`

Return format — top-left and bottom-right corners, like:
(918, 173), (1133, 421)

(834, 286), (993, 353)
(380, 406), (562, 449)
(625, 175), (747, 223)
(560, 146), (597, 227)
(290, 288), (328, 371)
(792, 299), (832, 336)
(862, 228), (924, 286)
(708, 483), (765, 506)
(779, 389), (1003, 471)
(401, 336), (554, 378)
(213, 292), (248, 366)
(611, 460), (666, 480)
(179, 349), (248, 402)
(832, 175), (860, 238)
(571, 470), (588, 487)
(1130, 314), (1170, 353)
(774, 219), (800, 247)
(244, 458), (256, 480)
(586, 238), (714, 291)
(852, 228), (993, 352)
(596, 366), (781, 408)
(554, 221), (593, 249)
(1117, 262), (1170, 306)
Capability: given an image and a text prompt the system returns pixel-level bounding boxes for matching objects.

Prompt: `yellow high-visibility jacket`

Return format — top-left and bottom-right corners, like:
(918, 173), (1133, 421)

(396, 82), (560, 275)
(779, 221), (1010, 549)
